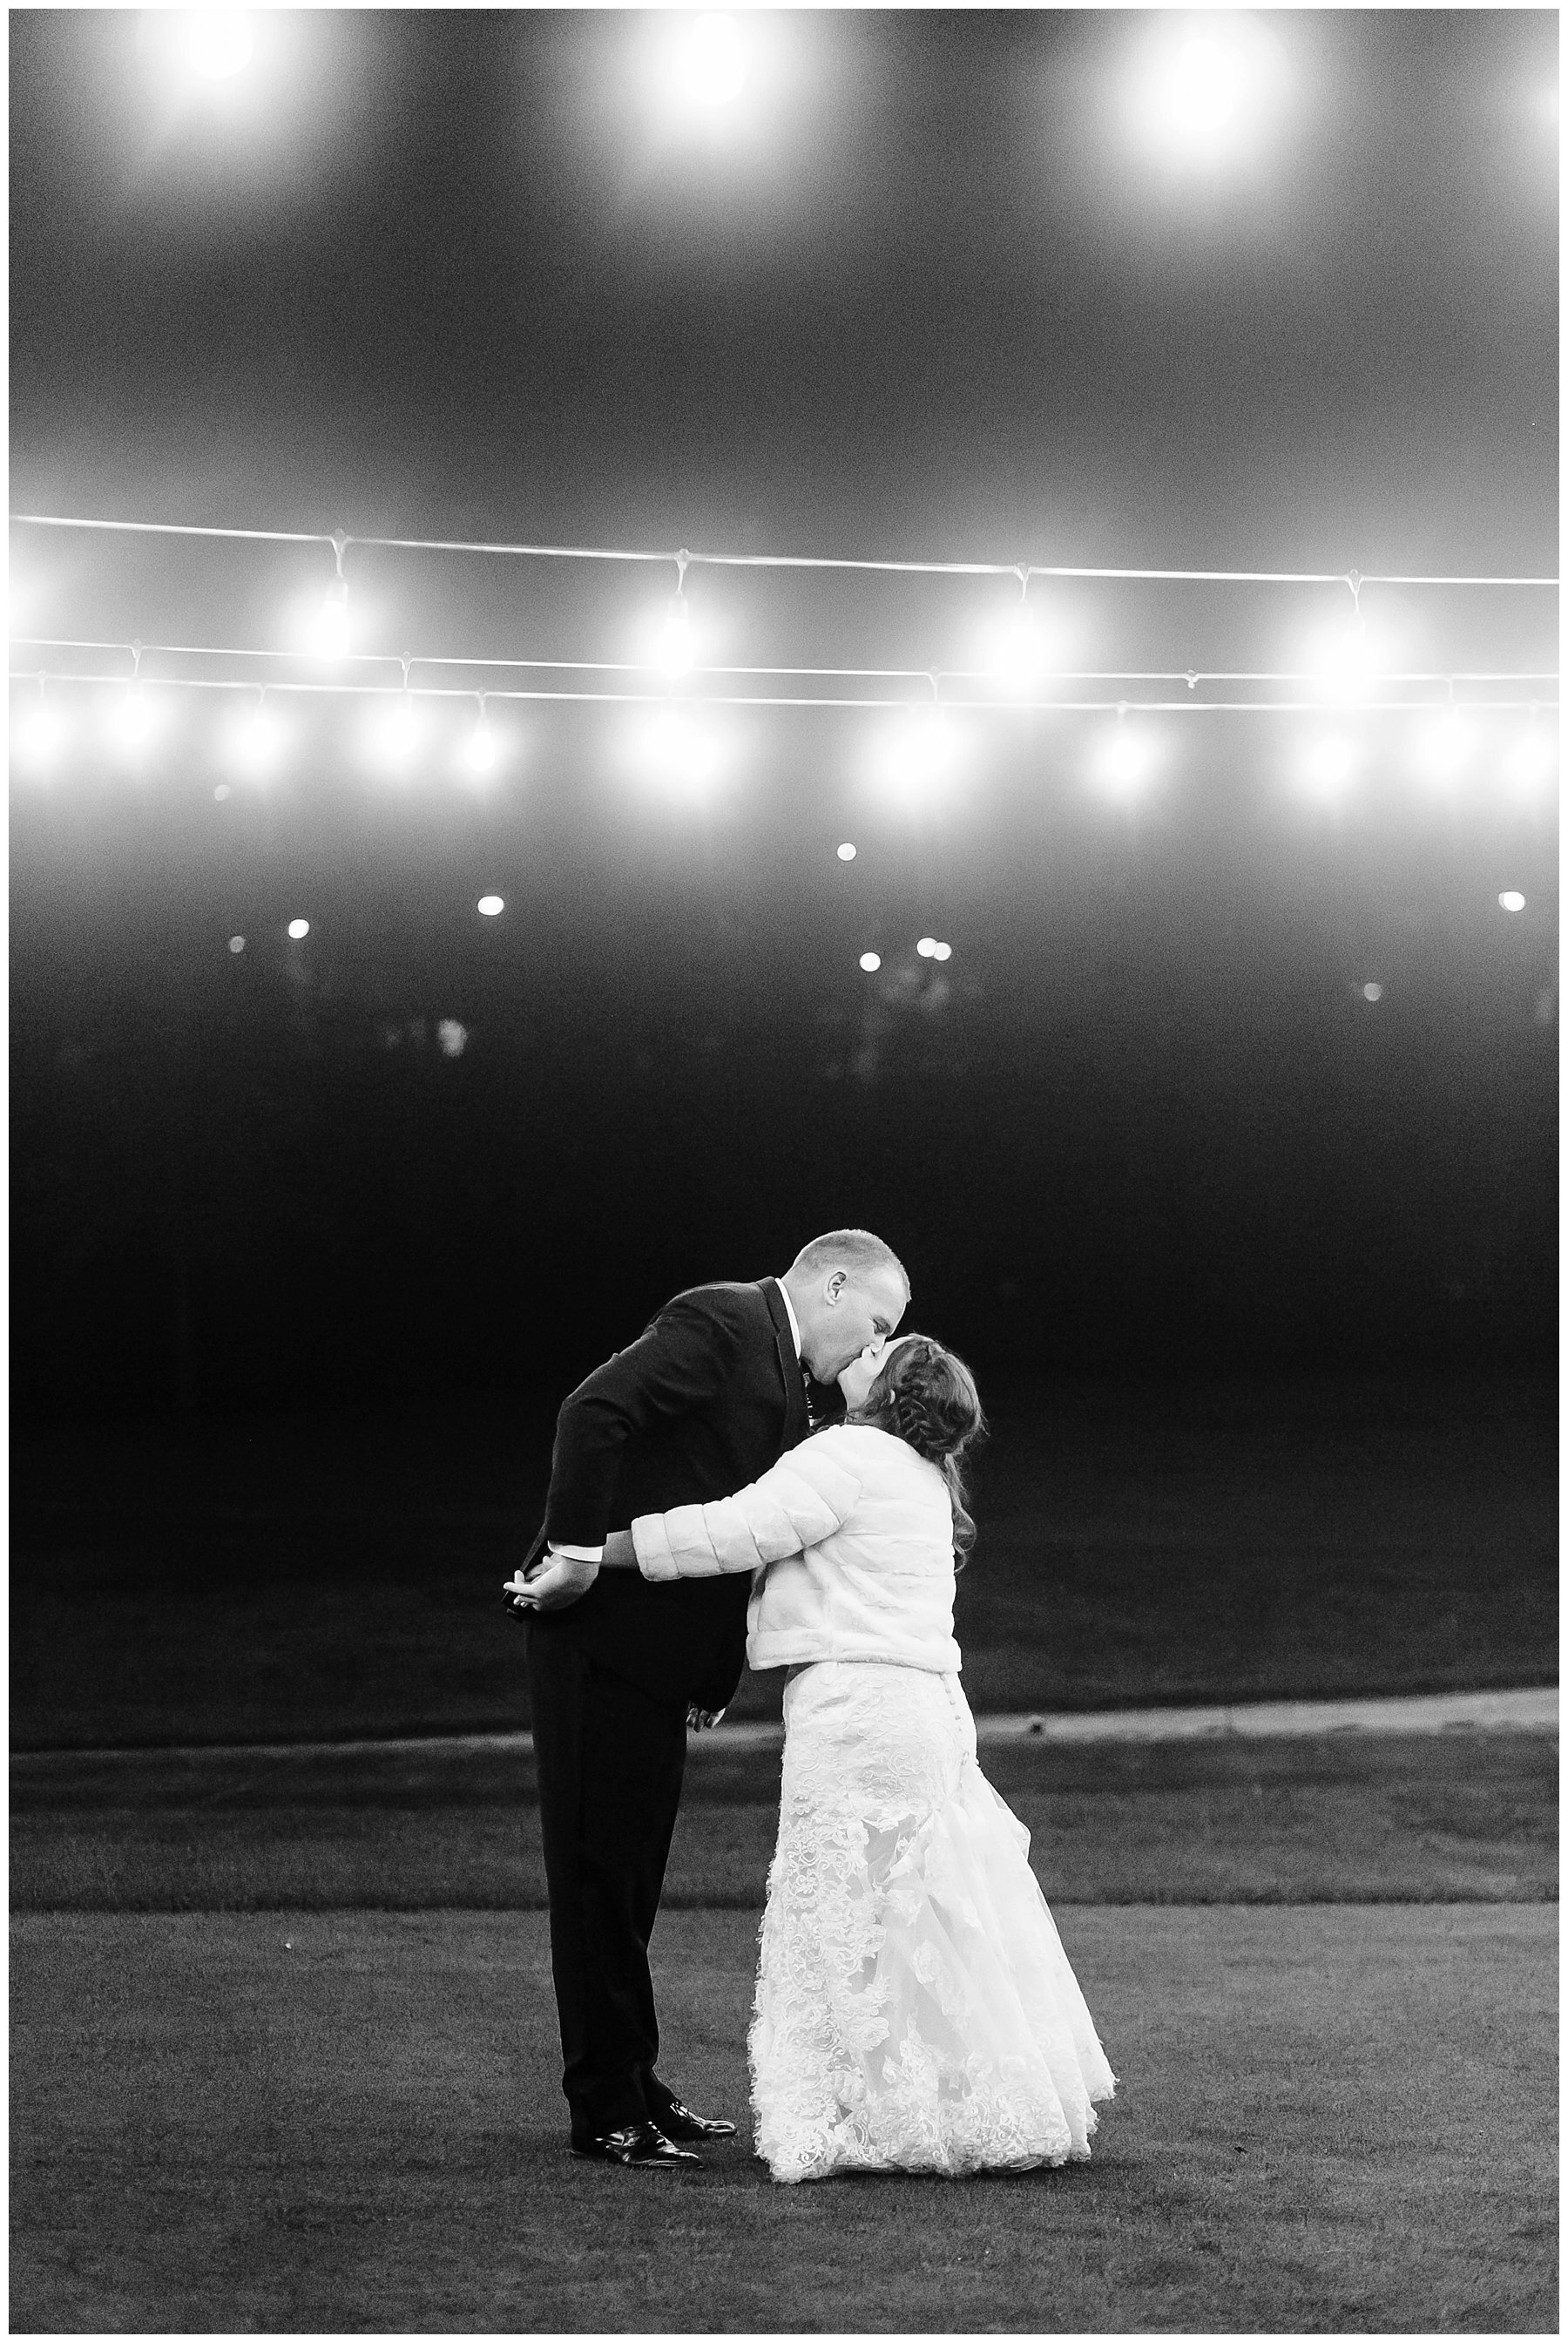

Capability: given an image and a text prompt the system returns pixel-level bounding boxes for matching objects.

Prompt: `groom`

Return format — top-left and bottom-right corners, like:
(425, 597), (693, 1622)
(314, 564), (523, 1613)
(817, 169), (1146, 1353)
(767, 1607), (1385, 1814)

(509, 1229), (910, 2168)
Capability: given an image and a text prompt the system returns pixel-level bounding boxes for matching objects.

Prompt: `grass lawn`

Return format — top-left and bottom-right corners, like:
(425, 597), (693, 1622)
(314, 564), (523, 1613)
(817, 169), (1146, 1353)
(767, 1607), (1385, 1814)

(11, 1378), (1555, 1749)
(11, 1729), (1558, 1912)
(10, 1903), (1556, 2334)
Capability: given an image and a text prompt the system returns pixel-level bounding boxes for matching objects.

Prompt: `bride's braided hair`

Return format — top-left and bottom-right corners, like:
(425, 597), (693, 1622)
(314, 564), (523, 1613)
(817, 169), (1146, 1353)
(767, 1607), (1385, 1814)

(850, 1335), (986, 1562)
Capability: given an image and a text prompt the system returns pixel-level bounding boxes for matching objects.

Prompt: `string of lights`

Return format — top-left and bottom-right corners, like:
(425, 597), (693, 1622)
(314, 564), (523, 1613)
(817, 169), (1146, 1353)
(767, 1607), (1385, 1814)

(10, 669), (1555, 715)
(10, 511), (1560, 590)
(11, 636), (1558, 694)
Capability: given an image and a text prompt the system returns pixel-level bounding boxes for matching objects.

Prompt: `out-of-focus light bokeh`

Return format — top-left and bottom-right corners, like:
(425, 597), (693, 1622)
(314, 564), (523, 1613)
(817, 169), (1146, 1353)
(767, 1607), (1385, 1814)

(179, 10), (254, 84)
(226, 697), (286, 779)
(1296, 732), (1360, 807)
(1409, 709), (1478, 787)
(476, 895), (505, 918)
(1125, 13), (1293, 171)
(1095, 721), (1161, 799)
(17, 698), (67, 775)
(1498, 890), (1526, 913)
(859, 951), (882, 972)
(287, 918), (310, 940)
(836, 842), (857, 862)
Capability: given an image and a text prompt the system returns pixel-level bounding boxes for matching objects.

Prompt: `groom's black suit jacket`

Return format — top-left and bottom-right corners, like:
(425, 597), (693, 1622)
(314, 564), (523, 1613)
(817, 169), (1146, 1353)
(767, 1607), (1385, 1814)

(524, 1277), (841, 1712)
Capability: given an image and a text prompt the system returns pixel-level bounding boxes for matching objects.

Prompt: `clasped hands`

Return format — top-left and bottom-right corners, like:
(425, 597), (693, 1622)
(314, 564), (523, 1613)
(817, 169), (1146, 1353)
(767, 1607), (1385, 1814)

(503, 1527), (636, 1615)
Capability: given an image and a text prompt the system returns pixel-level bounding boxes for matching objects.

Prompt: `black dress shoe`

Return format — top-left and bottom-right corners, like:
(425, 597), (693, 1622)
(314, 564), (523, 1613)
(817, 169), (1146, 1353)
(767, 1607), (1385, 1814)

(570, 2121), (700, 2169)
(651, 2097), (739, 2142)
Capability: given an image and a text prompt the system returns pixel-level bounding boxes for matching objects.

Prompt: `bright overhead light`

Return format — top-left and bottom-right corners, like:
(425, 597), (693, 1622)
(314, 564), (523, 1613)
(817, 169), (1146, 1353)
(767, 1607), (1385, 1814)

(836, 843), (857, 862)
(1169, 35), (1243, 137)
(675, 12), (747, 110)
(458, 700), (504, 780)
(228, 698), (285, 778)
(1361, 982), (1383, 1003)
(869, 706), (962, 805)
(916, 936), (938, 958)
(312, 578), (350, 664)
(1504, 727), (1557, 789)
(1297, 733), (1360, 804)
(931, 941), (952, 963)
(990, 610), (1044, 692)
(111, 686), (163, 760)
(17, 700), (66, 773)
(287, 918), (310, 941)
(1498, 891), (1526, 914)
(228, 935), (246, 954)
(859, 951), (882, 973)
(476, 895), (504, 918)
(1095, 721), (1160, 798)
(656, 593), (695, 680)
(364, 691), (429, 776)
(1310, 623), (1380, 707)
(637, 705), (724, 795)
(1409, 709), (1477, 783)
(179, 9), (254, 81)
(1129, 17), (1290, 167)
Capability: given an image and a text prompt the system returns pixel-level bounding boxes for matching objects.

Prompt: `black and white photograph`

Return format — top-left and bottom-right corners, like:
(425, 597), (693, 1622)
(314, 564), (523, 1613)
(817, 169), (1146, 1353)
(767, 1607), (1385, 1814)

(9, 4), (1558, 2333)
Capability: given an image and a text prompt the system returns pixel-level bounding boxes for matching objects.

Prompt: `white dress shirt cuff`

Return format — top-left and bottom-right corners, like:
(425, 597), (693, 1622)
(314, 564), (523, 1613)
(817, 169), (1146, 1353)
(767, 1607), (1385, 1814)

(548, 1541), (605, 1563)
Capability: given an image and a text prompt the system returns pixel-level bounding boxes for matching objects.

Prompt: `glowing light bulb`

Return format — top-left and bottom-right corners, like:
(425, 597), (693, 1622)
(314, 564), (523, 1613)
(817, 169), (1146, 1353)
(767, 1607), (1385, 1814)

(932, 941), (952, 963)
(859, 952), (882, 973)
(678, 12), (747, 108)
(476, 896), (504, 918)
(17, 701), (66, 772)
(1504, 728), (1556, 789)
(313, 578), (350, 663)
(1097, 723), (1159, 797)
(287, 918), (310, 940)
(367, 693), (428, 776)
(916, 937), (937, 958)
(180, 8), (253, 79)
(465, 718), (497, 775)
(1499, 891), (1526, 913)
(1315, 624), (1379, 706)
(1410, 709), (1477, 783)
(640, 707), (721, 792)
(1299, 734), (1359, 803)
(231, 701), (284, 777)
(873, 707), (956, 804)
(836, 843), (857, 862)
(115, 687), (156, 757)
(657, 593), (694, 679)
(1169, 36), (1242, 136)
(990, 609), (1044, 691)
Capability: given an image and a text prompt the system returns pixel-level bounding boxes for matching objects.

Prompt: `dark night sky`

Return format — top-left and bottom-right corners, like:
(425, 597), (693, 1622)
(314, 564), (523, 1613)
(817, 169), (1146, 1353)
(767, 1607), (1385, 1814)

(9, 9), (1558, 1414)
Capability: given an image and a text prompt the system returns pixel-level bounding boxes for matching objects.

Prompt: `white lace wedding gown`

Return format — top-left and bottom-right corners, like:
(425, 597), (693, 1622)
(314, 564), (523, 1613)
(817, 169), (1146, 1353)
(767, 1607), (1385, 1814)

(749, 1659), (1115, 2183)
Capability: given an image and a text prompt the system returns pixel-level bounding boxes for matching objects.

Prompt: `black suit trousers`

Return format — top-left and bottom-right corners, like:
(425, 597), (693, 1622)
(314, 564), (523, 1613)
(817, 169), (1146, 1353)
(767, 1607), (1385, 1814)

(525, 1618), (690, 2137)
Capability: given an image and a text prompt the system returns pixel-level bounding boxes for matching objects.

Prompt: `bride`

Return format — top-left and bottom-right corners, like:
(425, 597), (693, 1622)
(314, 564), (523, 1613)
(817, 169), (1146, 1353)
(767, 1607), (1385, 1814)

(591, 1331), (1114, 2184)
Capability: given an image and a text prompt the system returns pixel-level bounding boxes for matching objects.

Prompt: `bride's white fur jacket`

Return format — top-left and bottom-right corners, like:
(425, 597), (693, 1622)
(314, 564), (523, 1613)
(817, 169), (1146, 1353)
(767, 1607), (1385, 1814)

(631, 1422), (963, 1676)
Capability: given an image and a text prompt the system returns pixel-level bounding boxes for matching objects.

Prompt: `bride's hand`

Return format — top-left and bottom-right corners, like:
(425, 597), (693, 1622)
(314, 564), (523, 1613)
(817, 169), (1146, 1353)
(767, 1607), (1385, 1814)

(504, 1556), (599, 1613)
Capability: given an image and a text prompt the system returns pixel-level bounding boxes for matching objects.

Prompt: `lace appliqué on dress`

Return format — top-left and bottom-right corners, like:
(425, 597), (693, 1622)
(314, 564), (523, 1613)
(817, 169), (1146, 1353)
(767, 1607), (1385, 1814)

(749, 1662), (1116, 2184)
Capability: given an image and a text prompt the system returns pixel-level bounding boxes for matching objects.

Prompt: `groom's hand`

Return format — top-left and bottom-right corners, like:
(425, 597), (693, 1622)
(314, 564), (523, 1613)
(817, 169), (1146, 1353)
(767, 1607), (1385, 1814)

(504, 1554), (600, 1613)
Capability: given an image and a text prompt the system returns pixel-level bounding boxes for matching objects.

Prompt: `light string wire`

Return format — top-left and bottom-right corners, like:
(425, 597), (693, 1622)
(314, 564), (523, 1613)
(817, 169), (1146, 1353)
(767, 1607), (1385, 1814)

(10, 634), (1560, 692)
(9, 512), (1561, 590)
(10, 667), (1554, 715)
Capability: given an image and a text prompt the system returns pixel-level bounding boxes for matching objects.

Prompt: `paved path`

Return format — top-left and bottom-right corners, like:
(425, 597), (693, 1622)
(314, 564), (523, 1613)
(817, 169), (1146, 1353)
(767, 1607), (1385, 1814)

(12, 1683), (1556, 1787)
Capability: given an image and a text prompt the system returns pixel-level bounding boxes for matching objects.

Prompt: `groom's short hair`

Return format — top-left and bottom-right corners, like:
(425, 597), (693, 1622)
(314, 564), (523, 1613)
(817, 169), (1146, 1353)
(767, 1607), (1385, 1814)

(788, 1229), (910, 1298)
